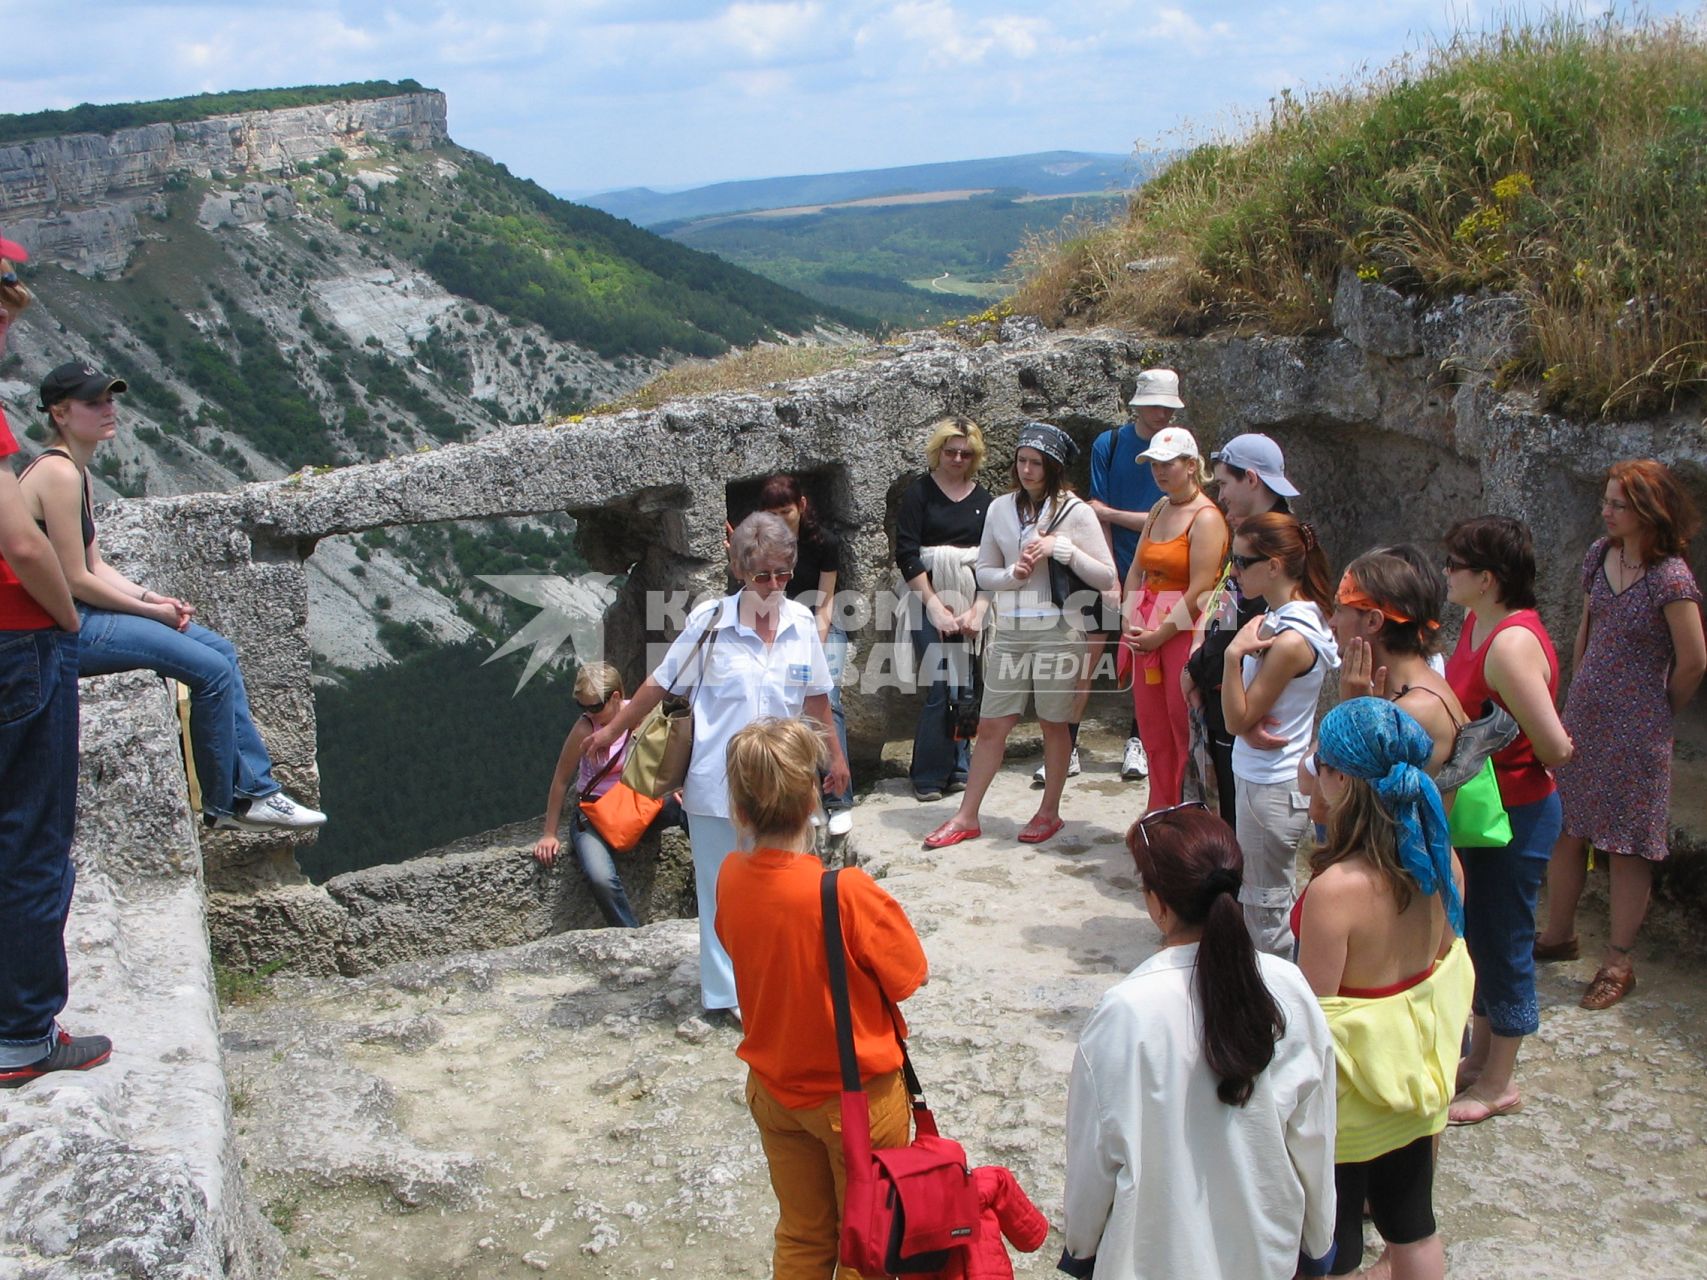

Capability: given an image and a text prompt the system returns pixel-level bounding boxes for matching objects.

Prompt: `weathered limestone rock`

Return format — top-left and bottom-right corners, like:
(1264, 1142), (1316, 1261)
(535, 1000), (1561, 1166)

(196, 183), (299, 230)
(0, 674), (279, 1279)
(1332, 269), (1421, 358)
(0, 92), (446, 276)
(208, 822), (695, 977)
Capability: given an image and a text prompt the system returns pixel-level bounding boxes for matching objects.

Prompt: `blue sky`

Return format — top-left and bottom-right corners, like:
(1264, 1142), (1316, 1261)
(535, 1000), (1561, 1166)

(5, 2), (1700, 194)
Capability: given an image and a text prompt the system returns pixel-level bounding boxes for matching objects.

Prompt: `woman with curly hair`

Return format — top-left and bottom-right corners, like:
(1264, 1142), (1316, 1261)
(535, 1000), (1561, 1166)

(1537, 461), (1705, 1009)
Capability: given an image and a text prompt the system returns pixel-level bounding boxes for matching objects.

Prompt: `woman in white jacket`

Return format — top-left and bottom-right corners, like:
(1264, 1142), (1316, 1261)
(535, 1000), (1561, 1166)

(924, 421), (1116, 848)
(1062, 804), (1337, 1279)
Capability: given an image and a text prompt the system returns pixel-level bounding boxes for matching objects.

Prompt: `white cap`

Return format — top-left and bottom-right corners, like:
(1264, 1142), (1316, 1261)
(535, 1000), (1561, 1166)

(1136, 425), (1201, 463)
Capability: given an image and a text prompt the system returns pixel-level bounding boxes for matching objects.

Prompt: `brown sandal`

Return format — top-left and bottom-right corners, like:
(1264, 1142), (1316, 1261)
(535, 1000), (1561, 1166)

(1580, 967), (1636, 1010)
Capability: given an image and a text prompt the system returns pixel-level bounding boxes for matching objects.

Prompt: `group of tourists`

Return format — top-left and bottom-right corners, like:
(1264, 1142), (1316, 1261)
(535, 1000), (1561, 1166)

(1, 235), (322, 1089)
(5, 217), (1704, 1276)
(547, 364), (1701, 1279)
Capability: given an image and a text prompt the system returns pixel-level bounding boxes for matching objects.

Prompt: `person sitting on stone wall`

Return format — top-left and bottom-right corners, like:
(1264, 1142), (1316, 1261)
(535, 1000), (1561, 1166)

(532, 661), (686, 928)
(18, 362), (325, 834)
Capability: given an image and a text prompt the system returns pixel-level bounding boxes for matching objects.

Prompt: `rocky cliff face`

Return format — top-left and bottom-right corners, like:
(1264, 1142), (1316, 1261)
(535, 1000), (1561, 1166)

(0, 93), (446, 273)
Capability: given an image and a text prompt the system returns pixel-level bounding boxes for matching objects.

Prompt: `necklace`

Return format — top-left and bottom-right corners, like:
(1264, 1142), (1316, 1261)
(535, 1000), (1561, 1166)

(1617, 541), (1646, 588)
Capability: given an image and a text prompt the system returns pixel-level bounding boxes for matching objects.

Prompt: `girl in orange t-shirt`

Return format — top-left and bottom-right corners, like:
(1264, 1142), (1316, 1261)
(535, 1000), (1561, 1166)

(717, 717), (928, 1279)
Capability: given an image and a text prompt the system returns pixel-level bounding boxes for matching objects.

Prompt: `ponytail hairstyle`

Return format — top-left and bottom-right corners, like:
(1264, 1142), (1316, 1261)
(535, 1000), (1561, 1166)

(1126, 807), (1285, 1106)
(756, 474), (823, 547)
(1240, 511), (1333, 615)
(726, 716), (827, 844)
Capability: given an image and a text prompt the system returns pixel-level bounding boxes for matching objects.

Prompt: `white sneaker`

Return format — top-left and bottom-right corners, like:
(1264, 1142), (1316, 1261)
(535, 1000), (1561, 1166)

(1032, 749), (1082, 785)
(1122, 736), (1149, 781)
(234, 793), (327, 831)
(827, 810), (854, 838)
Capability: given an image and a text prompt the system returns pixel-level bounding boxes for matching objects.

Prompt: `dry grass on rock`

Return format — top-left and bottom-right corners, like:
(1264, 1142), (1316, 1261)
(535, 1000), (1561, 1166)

(1010, 14), (1707, 419)
(579, 341), (877, 416)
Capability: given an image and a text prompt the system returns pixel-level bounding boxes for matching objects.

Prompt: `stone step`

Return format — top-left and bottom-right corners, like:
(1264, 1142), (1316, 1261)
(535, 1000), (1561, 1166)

(0, 673), (277, 1279)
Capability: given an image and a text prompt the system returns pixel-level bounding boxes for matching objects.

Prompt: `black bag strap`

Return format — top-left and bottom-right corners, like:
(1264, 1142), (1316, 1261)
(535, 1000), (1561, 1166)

(1041, 495), (1080, 536)
(821, 869), (925, 1102)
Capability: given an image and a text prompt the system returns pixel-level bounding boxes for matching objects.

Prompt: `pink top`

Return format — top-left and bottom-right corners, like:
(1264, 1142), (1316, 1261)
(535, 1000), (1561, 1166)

(576, 699), (631, 800)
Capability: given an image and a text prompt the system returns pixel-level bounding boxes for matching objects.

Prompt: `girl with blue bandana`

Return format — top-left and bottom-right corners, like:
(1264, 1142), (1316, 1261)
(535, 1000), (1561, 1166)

(1296, 697), (1472, 1280)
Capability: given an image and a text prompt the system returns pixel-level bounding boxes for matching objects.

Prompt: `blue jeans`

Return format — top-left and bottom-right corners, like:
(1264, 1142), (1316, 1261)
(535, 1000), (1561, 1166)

(823, 627), (851, 811)
(75, 608), (279, 819)
(908, 619), (971, 792)
(0, 629), (80, 1066)
(570, 795), (684, 928)
(1463, 791), (1563, 1037)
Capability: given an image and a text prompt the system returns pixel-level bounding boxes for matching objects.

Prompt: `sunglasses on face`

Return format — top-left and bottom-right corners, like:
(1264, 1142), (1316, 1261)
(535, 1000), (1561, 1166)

(577, 691), (615, 713)
(0, 272), (18, 287)
(1442, 557), (1478, 574)
(941, 447), (974, 460)
(1228, 552), (1265, 571)
(749, 569), (793, 585)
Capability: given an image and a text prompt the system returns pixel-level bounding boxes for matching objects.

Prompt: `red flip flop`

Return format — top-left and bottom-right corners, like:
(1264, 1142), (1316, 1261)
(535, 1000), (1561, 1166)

(1017, 815), (1065, 844)
(923, 821), (981, 849)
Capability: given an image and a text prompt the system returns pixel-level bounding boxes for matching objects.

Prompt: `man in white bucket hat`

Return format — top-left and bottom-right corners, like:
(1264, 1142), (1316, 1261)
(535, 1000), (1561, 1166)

(1053, 367), (1187, 789)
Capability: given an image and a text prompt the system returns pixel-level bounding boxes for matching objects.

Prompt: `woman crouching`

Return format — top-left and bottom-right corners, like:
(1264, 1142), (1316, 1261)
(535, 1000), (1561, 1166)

(717, 717), (928, 1279)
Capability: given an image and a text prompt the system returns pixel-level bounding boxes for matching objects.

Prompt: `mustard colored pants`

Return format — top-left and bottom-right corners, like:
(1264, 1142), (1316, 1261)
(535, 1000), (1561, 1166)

(745, 1067), (911, 1279)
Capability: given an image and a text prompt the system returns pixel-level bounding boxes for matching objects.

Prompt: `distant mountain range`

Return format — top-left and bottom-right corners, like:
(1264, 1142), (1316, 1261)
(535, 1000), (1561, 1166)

(579, 151), (1145, 227)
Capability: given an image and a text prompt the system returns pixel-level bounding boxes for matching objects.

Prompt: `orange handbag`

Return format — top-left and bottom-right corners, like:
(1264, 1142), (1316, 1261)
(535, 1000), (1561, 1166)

(578, 736), (664, 852)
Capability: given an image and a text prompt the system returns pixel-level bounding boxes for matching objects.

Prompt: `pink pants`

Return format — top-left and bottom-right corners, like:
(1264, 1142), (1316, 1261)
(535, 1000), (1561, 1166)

(1131, 629), (1193, 813)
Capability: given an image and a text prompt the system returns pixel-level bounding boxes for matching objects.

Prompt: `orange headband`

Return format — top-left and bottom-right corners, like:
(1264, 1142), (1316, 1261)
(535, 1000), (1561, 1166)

(1324, 573), (1433, 634)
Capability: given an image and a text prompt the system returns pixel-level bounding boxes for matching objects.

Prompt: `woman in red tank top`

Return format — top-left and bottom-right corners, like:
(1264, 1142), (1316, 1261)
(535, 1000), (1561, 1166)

(1440, 517), (1573, 1127)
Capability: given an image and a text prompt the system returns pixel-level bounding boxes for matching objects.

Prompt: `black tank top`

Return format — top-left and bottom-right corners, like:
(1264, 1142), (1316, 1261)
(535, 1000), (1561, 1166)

(19, 447), (96, 550)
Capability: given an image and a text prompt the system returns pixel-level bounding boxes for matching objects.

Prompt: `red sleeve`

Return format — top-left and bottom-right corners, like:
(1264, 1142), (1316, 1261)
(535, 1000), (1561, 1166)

(987, 1167), (1050, 1253)
(842, 869), (927, 1005)
(0, 406), (18, 457)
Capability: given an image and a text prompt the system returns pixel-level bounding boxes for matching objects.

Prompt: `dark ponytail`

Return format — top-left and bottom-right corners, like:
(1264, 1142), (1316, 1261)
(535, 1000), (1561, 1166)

(1127, 809), (1286, 1106)
(1241, 512), (1334, 616)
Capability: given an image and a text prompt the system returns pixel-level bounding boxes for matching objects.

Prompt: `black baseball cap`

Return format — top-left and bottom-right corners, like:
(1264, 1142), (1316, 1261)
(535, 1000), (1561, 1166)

(39, 362), (127, 411)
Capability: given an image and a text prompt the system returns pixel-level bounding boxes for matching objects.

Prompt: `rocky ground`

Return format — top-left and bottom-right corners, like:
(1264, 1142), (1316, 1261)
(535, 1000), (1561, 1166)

(223, 727), (1707, 1279)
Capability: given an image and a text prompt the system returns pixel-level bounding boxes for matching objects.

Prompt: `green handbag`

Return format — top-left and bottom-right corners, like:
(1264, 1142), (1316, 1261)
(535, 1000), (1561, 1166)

(1447, 756), (1512, 848)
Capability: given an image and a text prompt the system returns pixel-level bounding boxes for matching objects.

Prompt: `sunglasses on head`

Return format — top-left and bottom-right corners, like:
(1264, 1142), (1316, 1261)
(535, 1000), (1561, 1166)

(1132, 800), (1210, 854)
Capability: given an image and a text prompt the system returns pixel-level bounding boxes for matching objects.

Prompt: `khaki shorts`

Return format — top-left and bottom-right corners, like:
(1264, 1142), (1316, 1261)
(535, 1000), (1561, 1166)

(980, 615), (1086, 723)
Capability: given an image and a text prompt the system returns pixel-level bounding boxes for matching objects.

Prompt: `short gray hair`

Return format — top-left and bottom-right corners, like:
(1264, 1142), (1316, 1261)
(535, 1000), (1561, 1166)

(730, 510), (797, 575)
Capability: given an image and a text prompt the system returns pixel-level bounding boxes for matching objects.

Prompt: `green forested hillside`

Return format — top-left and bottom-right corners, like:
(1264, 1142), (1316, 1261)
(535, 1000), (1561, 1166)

(306, 641), (574, 881)
(665, 192), (1122, 325)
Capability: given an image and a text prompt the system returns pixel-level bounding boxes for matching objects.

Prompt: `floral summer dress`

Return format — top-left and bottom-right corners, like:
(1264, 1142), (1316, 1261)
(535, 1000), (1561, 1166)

(1555, 537), (1703, 860)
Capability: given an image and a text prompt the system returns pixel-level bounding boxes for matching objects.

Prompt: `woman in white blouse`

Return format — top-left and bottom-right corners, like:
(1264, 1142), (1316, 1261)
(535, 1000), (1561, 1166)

(923, 421), (1116, 848)
(589, 512), (847, 1020)
(1063, 804), (1338, 1280)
